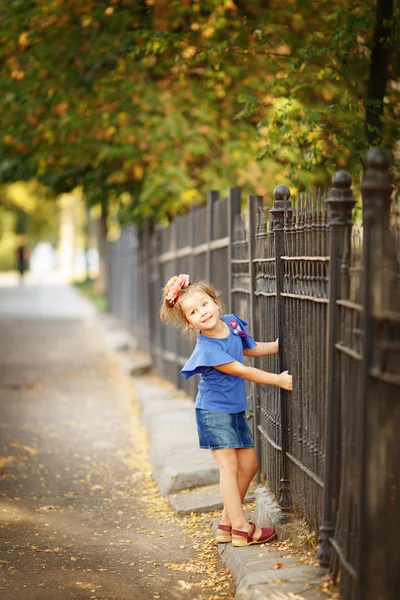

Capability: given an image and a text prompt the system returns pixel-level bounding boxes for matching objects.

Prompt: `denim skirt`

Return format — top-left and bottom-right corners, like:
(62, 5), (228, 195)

(195, 408), (254, 450)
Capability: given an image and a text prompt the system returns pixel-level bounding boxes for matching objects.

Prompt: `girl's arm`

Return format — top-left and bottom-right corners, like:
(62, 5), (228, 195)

(214, 360), (292, 391)
(243, 339), (278, 358)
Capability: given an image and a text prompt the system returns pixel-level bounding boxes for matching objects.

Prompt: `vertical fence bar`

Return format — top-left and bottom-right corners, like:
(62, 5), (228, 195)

(206, 190), (219, 283)
(318, 171), (356, 567)
(248, 194), (264, 475)
(149, 225), (160, 369)
(228, 187), (242, 315)
(270, 185), (292, 509)
(144, 224), (150, 342)
(170, 220), (180, 388)
(106, 240), (113, 313)
(157, 227), (164, 373)
(357, 148), (394, 600)
(189, 206), (197, 399)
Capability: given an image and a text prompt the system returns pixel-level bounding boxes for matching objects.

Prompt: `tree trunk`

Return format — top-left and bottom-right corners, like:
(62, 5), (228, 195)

(365, 0), (394, 146)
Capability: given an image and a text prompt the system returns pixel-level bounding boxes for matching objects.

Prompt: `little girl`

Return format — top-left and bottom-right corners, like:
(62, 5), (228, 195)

(160, 274), (292, 547)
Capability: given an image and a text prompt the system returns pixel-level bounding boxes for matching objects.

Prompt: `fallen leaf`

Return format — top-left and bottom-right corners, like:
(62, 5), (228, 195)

(9, 442), (39, 456)
(0, 457), (15, 468)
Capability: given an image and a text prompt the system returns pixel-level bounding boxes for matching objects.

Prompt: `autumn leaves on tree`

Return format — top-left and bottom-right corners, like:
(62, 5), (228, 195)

(0, 0), (398, 229)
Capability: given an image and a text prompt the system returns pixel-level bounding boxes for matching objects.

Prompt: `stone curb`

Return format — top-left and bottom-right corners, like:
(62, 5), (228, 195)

(132, 377), (220, 495)
(169, 483), (256, 516)
(212, 521), (329, 600)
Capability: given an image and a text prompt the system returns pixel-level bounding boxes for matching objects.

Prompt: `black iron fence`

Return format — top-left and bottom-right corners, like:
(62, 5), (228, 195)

(107, 148), (399, 600)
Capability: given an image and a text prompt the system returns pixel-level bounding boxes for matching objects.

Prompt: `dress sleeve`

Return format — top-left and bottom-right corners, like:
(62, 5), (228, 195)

(232, 314), (258, 351)
(181, 344), (235, 380)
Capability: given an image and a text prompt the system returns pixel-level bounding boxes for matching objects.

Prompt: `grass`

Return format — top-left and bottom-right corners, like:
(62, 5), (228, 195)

(73, 277), (107, 312)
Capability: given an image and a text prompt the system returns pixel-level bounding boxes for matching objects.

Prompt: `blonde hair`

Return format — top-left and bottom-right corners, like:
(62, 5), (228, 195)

(159, 280), (224, 337)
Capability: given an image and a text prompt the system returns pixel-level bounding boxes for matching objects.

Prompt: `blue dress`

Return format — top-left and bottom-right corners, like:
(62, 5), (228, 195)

(181, 314), (257, 450)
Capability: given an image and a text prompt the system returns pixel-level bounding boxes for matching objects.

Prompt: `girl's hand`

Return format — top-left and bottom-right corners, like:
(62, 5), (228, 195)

(279, 371), (292, 391)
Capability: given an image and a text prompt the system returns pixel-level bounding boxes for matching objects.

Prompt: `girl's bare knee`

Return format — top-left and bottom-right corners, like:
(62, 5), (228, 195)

(238, 448), (258, 476)
(219, 457), (239, 478)
(212, 449), (239, 477)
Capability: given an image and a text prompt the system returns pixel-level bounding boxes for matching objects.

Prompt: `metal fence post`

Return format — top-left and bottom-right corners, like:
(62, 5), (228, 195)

(318, 171), (356, 567)
(270, 185), (293, 509)
(228, 187), (242, 314)
(206, 190), (219, 283)
(147, 225), (160, 368)
(171, 219), (181, 388)
(248, 194), (264, 475)
(106, 240), (113, 313)
(357, 148), (394, 600)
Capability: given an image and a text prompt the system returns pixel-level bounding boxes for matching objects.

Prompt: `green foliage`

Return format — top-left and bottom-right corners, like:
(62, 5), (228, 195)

(0, 208), (17, 271)
(0, 0), (398, 227)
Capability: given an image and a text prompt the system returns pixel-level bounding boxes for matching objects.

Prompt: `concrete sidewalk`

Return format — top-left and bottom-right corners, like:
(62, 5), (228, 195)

(97, 312), (331, 600)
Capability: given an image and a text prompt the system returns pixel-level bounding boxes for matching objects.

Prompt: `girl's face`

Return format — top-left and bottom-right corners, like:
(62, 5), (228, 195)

(180, 291), (220, 333)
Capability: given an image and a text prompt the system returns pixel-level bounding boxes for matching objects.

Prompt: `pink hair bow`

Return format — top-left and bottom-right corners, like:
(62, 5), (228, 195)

(165, 274), (190, 305)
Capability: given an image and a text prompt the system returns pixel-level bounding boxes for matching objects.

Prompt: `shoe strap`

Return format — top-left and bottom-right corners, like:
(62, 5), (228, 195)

(231, 528), (249, 539)
(248, 522), (257, 539)
(232, 522), (256, 541)
(217, 524), (232, 532)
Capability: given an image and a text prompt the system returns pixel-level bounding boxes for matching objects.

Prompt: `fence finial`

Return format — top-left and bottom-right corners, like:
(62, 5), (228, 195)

(274, 185), (291, 202)
(364, 146), (390, 171)
(360, 148), (394, 317)
(271, 185), (292, 233)
(331, 170), (352, 190)
(327, 170), (355, 227)
(360, 148), (392, 221)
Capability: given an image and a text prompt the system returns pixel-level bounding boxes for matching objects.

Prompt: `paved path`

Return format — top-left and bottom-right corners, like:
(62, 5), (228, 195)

(0, 279), (96, 319)
(0, 281), (234, 599)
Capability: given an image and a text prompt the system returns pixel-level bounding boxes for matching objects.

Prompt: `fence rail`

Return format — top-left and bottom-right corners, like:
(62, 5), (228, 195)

(107, 148), (399, 600)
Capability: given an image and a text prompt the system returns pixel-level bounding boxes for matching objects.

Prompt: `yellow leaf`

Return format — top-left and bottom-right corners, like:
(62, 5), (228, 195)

(0, 456), (15, 468)
(133, 165), (144, 180)
(203, 26), (215, 38)
(9, 442), (38, 456)
(182, 46), (196, 59)
(18, 32), (30, 47)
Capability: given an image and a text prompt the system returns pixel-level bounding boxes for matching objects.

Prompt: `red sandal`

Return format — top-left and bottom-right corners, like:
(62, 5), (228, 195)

(232, 522), (276, 547)
(216, 524), (232, 543)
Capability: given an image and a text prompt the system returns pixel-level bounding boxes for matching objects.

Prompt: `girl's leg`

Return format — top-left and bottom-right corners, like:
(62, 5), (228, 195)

(212, 448), (248, 531)
(219, 448), (258, 526)
(213, 448), (274, 543)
